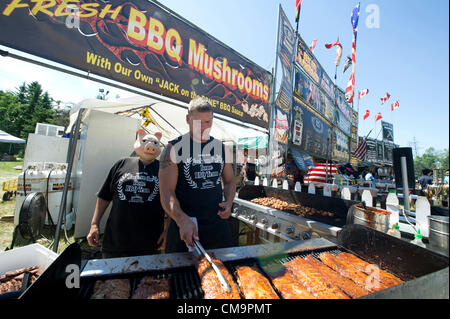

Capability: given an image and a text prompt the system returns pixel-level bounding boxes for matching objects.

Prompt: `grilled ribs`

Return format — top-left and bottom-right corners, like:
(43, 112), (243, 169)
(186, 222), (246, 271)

(284, 257), (349, 299)
(131, 276), (170, 299)
(318, 252), (388, 293)
(90, 279), (131, 299)
(303, 255), (369, 298)
(335, 252), (404, 287)
(195, 255), (240, 299)
(234, 265), (279, 299)
(265, 264), (315, 299)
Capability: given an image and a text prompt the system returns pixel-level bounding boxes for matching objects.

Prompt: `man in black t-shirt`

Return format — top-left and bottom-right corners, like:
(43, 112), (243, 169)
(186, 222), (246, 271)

(86, 130), (166, 258)
(159, 97), (236, 253)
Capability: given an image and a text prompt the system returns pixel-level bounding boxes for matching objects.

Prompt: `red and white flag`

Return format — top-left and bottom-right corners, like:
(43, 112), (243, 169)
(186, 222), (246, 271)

(391, 100), (400, 111)
(353, 139), (367, 161)
(381, 92), (391, 105)
(358, 89), (369, 100)
(310, 39), (318, 53)
(363, 109), (370, 120)
(325, 37), (343, 66)
(295, 0), (303, 22)
(375, 112), (382, 122)
(345, 3), (360, 103)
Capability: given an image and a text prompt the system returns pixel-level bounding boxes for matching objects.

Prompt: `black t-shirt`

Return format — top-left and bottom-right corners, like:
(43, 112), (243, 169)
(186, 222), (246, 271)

(169, 134), (225, 225)
(97, 157), (164, 253)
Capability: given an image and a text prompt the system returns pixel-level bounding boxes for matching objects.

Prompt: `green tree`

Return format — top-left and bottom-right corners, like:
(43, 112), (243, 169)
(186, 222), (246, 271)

(414, 148), (449, 176)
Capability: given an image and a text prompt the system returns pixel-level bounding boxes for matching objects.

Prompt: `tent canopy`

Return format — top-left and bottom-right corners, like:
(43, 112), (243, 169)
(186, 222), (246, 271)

(69, 96), (267, 146)
(238, 136), (268, 149)
(0, 130), (25, 144)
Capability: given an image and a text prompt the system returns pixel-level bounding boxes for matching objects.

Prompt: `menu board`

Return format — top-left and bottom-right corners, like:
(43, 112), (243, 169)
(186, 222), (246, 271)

(366, 138), (377, 162)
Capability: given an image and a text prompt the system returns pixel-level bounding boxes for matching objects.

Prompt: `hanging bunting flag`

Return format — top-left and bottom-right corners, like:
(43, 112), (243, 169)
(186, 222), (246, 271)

(296, 0), (303, 22)
(343, 56), (352, 74)
(310, 39), (318, 53)
(391, 100), (400, 111)
(363, 109), (370, 120)
(375, 112), (382, 122)
(358, 89), (369, 99)
(325, 37), (343, 66)
(381, 92), (391, 105)
(345, 3), (360, 103)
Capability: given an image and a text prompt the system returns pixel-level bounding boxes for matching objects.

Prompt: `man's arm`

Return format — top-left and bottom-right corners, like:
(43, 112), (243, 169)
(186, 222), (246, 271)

(158, 144), (198, 247)
(86, 197), (110, 246)
(218, 145), (236, 219)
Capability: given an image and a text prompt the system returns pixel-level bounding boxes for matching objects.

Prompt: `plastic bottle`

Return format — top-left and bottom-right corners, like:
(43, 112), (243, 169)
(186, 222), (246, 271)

(387, 223), (401, 239)
(410, 229), (426, 248)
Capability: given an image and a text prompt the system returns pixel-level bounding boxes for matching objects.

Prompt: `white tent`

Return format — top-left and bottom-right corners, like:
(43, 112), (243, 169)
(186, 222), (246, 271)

(0, 130), (25, 144)
(69, 95), (267, 146)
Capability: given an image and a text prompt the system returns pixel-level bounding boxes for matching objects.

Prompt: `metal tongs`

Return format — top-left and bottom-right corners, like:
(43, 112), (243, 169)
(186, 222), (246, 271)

(193, 240), (232, 292)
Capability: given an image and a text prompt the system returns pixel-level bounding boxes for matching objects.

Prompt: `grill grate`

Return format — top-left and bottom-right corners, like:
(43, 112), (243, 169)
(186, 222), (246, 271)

(79, 246), (407, 299)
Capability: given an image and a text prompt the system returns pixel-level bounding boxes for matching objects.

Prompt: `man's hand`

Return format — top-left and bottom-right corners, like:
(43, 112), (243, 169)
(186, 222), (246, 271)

(178, 216), (199, 248)
(86, 224), (100, 247)
(218, 201), (232, 219)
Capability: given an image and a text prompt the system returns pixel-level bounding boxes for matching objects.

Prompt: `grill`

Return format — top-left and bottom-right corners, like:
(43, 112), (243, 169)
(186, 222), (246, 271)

(232, 185), (358, 242)
(17, 224), (449, 299)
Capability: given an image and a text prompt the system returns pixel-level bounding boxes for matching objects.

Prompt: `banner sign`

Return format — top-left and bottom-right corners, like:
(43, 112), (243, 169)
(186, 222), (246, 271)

(0, 0), (272, 128)
(274, 106), (289, 145)
(296, 36), (335, 100)
(381, 121), (394, 142)
(292, 98), (331, 159)
(365, 138), (377, 162)
(383, 142), (394, 164)
(351, 110), (358, 127)
(333, 129), (349, 162)
(335, 109), (351, 136)
(294, 68), (334, 123)
(336, 88), (352, 121)
(376, 140), (384, 162)
(274, 6), (295, 115)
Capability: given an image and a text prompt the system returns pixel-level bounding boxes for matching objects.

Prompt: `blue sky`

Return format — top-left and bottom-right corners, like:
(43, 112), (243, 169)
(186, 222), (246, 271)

(0, 0), (448, 154)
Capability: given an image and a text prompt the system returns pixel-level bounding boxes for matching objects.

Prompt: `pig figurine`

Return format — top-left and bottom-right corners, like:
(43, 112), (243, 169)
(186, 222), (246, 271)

(134, 129), (162, 164)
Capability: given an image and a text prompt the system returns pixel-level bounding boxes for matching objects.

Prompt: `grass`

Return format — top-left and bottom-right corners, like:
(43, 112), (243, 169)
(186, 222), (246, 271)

(0, 160), (96, 257)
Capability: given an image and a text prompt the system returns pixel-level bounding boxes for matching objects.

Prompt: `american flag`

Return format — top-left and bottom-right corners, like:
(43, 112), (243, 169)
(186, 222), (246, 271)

(381, 92), (391, 105)
(310, 39), (318, 53)
(358, 89), (369, 99)
(345, 3), (360, 103)
(353, 139), (367, 161)
(391, 100), (400, 111)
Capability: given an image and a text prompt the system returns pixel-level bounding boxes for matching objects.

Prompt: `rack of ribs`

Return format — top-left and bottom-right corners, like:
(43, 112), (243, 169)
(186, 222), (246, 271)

(90, 279), (131, 299)
(264, 264), (315, 299)
(234, 265), (279, 299)
(318, 252), (389, 293)
(284, 257), (349, 299)
(334, 252), (404, 288)
(303, 255), (369, 298)
(131, 276), (170, 299)
(195, 255), (240, 299)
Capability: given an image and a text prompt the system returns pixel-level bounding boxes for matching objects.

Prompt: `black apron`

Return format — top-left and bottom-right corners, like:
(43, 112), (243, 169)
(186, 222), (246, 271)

(165, 134), (233, 253)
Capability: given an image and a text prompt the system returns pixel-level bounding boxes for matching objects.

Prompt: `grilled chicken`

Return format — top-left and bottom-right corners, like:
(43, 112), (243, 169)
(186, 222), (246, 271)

(234, 265), (279, 299)
(250, 197), (333, 218)
(131, 277), (170, 299)
(195, 255), (240, 299)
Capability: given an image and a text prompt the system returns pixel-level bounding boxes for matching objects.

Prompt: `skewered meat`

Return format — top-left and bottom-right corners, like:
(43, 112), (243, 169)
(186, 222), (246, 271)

(131, 277), (170, 299)
(250, 197), (334, 218)
(284, 257), (349, 299)
(91, 279), (131, 299)
(303, 255), (369, 298)
(318, 252), (388, 293)
(264, 264), (315, 299)
(195, 255), (240, 299)
(335, 252), (404, 287)
(234, 265), (279, 299)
